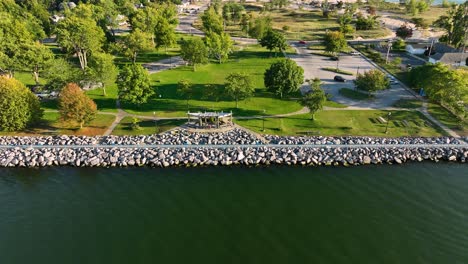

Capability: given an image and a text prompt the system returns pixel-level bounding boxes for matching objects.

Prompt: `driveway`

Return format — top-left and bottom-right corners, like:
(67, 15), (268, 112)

(291, 45), (415, 109)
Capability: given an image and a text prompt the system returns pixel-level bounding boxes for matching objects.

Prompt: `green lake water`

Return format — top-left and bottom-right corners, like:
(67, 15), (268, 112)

(0, 163), (467, 263)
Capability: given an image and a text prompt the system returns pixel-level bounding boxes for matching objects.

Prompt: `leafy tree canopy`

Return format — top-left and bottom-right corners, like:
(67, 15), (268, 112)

(264, 59), (304, 99)
(117, 64), (154, 105)
(0, 76), (43, 131)
(59, 83), (97, 129)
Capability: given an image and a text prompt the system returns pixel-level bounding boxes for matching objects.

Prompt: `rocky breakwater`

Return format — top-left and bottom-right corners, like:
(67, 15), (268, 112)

(0, 130), (466, 168)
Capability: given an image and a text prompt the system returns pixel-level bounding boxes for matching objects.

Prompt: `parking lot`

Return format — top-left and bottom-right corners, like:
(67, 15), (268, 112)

(291, 45), (415, 109)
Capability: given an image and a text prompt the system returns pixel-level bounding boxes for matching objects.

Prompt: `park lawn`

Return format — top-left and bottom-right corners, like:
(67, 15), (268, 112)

(339, 88), (371, 100)
(427, 103), (468, 136)
(112, 117), (186, 135)
(85, 84), (119, 113)
(14, 71), (39, 87)
(123, 46), (303, 117)
(0, 112), (115, 136)
(39, 85), (119, 113)
(323, 100), (348, 108)
(236, 110), (445, 136)
(114, 33), (200, 66)
(261, 9), (340, 40)
(393, 99), (423, 109)
(386, 6), (450, 24)
(355, 27), (392, 39)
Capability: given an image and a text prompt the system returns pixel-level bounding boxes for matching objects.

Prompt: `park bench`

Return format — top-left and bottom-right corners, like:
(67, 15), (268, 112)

(377, 116), (387, 124)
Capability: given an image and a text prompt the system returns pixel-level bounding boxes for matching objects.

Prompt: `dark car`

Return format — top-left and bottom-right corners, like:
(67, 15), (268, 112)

(330, 56), (339, 61)
(334, 75), (346, 82)
(298, 40), (307, 45)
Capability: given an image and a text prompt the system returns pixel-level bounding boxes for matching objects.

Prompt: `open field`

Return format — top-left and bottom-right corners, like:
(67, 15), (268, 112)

(236, 110), (445, 136)
(111, 117), (186, 136)
(124, 45), (303, 117)
(0, 112), (115, 136)
(385, 6), (450, 25)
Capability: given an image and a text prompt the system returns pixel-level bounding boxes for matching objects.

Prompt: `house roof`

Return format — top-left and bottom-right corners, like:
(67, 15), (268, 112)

(407, 44), (429, 49)
(434, 43), (458, 53)
(431, 52), (468, 63)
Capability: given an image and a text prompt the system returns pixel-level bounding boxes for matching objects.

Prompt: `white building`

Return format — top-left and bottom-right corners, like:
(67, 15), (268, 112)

(405, 44), (428, 55)
(429, 52), (468, 67)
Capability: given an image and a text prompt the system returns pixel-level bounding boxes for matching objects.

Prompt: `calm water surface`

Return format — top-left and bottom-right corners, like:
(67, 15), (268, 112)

(0, 163), (467, 263)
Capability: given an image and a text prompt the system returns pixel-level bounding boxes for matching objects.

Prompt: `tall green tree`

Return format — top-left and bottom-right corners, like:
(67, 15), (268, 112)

(59, 83), (97, 129)
(55, 16), (105, 71)
(338, 12), (355, 35)
(222, 2), (245, 25)
(0, 12), (35, 76)
(409, 63), (467, 117)
(43, 58), (80, 91)
(154, 18), (176, 53)
(130, 5), (159, 41)
(354, 69), (389, 96)
(259, 30), (287, 56)
(225, 73), (254, 108)
(121, 29), (154, 63)
(117, 64), (154, 105)
(264, 59), (304, 99)
(248, 15), (272, 39)
(302, 78), (327, 120)
(201, 7), (224, 34)
(177, 79), (193, 110)
(180, 38), (209, 71)
(88, 52), (118, 97)
(15, 42), (54, 85)
(434, 2), (468, 48)
(323, 31), (347, 56)
(0, 76), (43, 131)
(205, 31), (233, 64)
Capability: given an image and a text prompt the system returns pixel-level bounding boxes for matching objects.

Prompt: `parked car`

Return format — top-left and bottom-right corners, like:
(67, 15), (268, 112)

(350, 51), (360, 55)
(330, 56), (339, 61)
(298, 40), (307, 45)
(334, 75), (346, 82)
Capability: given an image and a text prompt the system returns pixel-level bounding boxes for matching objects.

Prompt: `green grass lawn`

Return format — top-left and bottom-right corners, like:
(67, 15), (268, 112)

(40, 85), (119, 113)
(355, 27), (392, 39)
(339, 88), (370, 100)
(323, 100), (348, 108)
(236, 110), (444, 136)
(393, 99), (423, 109)
(427, 103), (467, 136)
(85, 84), (119, 113)
(0, 112), (115, 136)
(111, 117), (186, 136)
(123, 45), (303, 117)
(385, 6), (450, 24)
(114, 33), (201, 66)
(322, 67), (354, 76)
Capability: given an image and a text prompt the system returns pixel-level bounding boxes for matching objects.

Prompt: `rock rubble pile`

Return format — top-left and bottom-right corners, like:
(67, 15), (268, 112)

(0, 129), (466, 168)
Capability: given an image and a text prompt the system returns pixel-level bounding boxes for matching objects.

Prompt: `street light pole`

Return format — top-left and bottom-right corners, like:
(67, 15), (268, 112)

(385, 40), (392, 64)
(153, 111), (158, 133)
(385, 112), (392, 134)
(262, 109), (266, 132)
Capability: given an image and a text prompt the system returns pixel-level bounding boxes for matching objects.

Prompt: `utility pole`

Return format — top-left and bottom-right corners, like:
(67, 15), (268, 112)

(427, 38), (435, 58)
(385, 40), (392, 64)
(385, 112), (392, 134)
(262, 109), (266, 132)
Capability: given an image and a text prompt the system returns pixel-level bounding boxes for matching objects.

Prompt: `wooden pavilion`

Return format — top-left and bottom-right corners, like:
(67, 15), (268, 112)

(187, 111), (233, 129)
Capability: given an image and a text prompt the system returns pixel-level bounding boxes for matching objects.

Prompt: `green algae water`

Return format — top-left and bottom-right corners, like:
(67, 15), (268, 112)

(0, 163), (467, 263)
